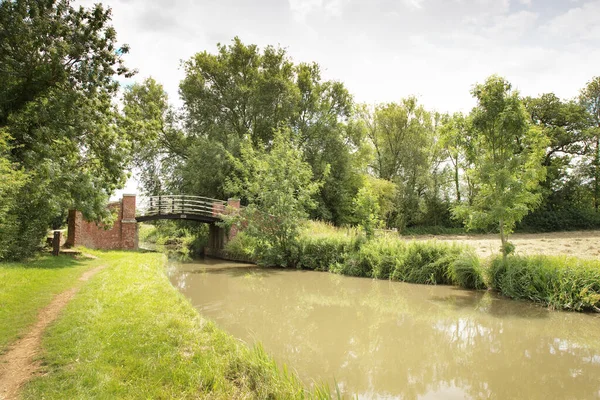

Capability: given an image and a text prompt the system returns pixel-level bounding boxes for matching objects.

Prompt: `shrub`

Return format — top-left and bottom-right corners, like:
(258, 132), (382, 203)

(390, 241), (463, 285)
(488, 255), (600, 312)
(449, 251), (486, 290)
(518, 207), (600, 232)
(356, 238), (406, 279)
(295, 234), (472, 286)
(294, 234), (356, 272)
(224, 232), (257, 260)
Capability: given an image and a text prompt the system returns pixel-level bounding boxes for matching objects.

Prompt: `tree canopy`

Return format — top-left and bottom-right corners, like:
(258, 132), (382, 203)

(0, 0), (134, 259)
(3, 2), (600, 261)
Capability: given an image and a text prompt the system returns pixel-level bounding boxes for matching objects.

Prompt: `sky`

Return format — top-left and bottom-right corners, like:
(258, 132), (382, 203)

(90, 0), (600, 196)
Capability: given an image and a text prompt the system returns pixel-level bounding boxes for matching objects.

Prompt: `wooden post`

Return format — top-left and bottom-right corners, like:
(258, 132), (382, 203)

(52, 230), (61, 256)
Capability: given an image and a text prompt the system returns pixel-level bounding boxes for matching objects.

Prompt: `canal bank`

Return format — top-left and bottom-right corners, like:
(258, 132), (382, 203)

(12, 251), (322, 399)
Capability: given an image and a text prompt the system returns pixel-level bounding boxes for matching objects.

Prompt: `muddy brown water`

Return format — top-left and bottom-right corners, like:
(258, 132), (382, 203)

(167, 259), (600, 399)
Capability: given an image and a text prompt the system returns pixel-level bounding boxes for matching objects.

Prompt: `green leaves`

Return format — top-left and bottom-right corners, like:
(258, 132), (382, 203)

(0, 0), (133, 259)
(226, 129), (323, 266)
(454, 75), (548, 256)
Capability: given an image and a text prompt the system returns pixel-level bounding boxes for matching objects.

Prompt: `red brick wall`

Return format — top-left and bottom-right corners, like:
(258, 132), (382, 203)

(65, 194), (138, 250)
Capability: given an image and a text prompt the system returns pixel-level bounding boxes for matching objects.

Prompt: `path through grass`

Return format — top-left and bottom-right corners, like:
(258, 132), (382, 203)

(0, 255), (92, 353)
(22, 250), (323, 399)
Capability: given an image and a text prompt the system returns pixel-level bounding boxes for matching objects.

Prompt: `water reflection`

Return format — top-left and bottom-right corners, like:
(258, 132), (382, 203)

(168, 259), (600, 399)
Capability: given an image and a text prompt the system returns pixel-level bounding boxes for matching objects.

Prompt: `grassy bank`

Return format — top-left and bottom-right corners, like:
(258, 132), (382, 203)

(0, 255), (92, 352)
(225, 222), (485, 290)
(225, 221), (600, 311)
(489, 255), (600, 312)
(22, 250), (325, 399)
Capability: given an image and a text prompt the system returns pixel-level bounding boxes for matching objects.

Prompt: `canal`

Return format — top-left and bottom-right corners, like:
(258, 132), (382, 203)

(167, 258), (600, 399)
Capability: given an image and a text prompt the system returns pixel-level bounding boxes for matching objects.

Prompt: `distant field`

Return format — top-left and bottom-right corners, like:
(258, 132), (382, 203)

(409, 231), (600, 259)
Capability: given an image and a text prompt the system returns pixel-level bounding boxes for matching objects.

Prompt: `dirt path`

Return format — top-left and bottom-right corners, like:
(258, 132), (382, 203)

(0, 265), (105, 400)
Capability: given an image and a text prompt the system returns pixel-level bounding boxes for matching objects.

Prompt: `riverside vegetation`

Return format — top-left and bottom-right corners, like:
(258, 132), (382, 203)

(1, 251), (331, 399)
(216, 221), (600, 313)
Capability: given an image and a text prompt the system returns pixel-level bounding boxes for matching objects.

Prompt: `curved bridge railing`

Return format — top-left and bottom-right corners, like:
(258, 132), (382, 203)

(136, 195), (228, 223)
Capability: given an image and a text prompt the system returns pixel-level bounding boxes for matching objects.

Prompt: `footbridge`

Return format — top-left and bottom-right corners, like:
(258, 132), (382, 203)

(136, 195), (242, 255)
(66, 194), (241, 254)
(136, 195), (238, 223)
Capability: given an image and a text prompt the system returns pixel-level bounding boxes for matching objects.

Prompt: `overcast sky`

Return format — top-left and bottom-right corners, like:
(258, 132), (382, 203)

(79, 0), (599, 113)
(86, 0), (599, 197)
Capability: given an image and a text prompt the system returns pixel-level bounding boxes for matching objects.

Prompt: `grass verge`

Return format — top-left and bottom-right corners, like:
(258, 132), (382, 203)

(0, 254), (91, 353)
(22, 250), (323, 399)
(488, 255), (600, 312)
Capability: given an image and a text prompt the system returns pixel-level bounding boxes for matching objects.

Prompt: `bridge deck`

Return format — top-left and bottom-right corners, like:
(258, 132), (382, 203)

(135, 195), (230, 223)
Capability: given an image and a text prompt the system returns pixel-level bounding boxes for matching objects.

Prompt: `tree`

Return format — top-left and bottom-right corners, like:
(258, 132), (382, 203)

(0, 0), (133, 258)
(439, 112), (477, 204)
(121, 78), (186, 196)
(454, 76), (547, 259)
(167, 38), (358, 223)
(0, 131), (28, 259)
(518, 93), (591, 230)
(358, 98), (435, 229)
(579, 77), (600, 212)
(226, 130), (323, 266)
(353, 185), (382, 239)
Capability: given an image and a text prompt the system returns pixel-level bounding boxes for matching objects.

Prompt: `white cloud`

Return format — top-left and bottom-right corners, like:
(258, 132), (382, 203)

(404, 0), (425, 9)
(288, 0), (323, 21)
(543, 0), (600, 41)
(73, 0), (600, 115)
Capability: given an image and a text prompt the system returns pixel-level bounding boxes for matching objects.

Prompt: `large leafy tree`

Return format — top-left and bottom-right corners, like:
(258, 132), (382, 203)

(0, 0), (133, 258)
(518, 93), (590, 229)
(121, 78), (185, 196)
(165, 38), (358, 222)
(454, 76), (547, 259)
(439, 112), (477, 204)
(358, 98), (434, 229)
(579, 77), (600, 212)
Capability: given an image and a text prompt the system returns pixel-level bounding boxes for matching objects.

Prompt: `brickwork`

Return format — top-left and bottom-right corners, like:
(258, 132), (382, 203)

(205, 198), (241, 255)
(65, 194), (138, 250)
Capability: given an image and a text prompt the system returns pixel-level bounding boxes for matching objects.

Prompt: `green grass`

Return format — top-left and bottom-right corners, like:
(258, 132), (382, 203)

(22, 250), (324, 399)
(488, 255), (600, 312)
(0, 254), (92, 353)
(292, 232), (482, 288)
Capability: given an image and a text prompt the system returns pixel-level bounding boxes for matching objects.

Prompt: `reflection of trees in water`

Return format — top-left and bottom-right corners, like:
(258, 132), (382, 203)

(172, 265), (600, 399)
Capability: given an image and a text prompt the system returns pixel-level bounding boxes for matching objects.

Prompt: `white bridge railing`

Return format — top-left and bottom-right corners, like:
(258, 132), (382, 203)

(137, 195), (227, 220)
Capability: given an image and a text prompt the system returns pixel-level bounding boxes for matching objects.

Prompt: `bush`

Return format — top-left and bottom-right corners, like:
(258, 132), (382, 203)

(518, 207), (600, 232)
(295, 234), (356, 271)
(449, 251), (486, 290)
(389, 241), (463, 285)
(223, 232), (257, 260)
(356, 238), (405, 279)
(488, 255), (600, 312)
(293, 232), (474, 286)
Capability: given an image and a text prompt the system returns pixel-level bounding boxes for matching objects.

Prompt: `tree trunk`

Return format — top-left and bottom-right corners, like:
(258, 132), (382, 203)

(595, 137), (599, 212)
(499, 218), (507, 262)
(454, 162), (461, 203)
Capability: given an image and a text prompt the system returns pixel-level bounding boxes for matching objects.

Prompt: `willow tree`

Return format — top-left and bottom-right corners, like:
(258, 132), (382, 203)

(454, 75), (547, 259)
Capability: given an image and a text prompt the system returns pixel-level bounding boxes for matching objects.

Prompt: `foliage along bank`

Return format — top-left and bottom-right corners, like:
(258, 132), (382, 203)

(224, 224), (600, 313)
